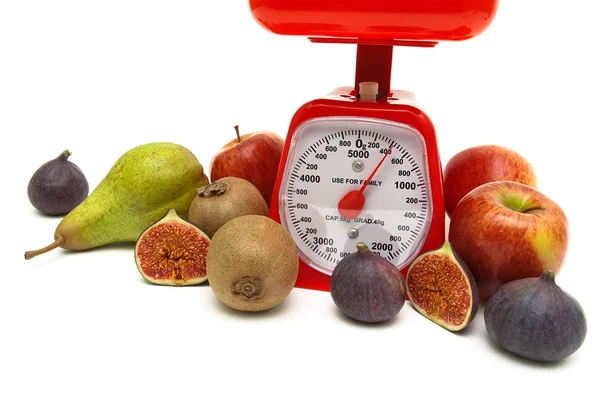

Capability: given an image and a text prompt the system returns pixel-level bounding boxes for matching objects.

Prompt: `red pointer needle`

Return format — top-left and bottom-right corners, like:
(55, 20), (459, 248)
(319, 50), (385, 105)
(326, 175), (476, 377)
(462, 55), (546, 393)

(338, 144), (394, 220)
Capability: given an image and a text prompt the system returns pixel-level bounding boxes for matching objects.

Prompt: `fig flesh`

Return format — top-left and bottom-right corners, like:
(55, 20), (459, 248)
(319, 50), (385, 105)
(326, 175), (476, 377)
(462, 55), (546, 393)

(135, 209), (210, 286)
(406, 242), (479, 331)
(27, 150), (89, 215)
(330, 242), (407, 324)
(188, 177), (268, 238)
(484, 270), (587, 362)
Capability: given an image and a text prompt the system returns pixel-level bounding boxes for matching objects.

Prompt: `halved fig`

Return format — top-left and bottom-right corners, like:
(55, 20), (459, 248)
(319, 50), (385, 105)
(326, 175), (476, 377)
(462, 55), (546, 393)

(135, 209), (210, 286)
(406, 241), (479, 331)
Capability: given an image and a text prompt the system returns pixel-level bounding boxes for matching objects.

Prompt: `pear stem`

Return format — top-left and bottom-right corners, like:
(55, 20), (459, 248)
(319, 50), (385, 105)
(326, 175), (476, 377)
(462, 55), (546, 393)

(234, 125), (241, 143)
(24, 234), (65, 260)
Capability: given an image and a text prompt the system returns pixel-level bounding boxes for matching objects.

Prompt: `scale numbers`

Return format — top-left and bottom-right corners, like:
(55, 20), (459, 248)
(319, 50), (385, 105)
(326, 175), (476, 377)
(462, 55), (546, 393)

(280, 117), (433, 275)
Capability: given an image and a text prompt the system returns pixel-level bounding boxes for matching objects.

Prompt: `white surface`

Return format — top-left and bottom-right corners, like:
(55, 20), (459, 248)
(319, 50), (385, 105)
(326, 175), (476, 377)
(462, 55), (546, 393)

(1, 1), (598, 399)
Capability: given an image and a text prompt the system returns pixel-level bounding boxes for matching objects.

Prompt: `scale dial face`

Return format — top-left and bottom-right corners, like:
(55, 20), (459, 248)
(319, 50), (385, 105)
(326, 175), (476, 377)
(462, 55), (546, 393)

(279, 116), (433, 275)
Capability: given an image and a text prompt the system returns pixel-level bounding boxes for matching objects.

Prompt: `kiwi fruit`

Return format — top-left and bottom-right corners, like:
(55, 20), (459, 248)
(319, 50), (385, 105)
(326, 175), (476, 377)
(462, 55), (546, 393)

(188, 177), (269, 238)
(206, 215), (299, 312)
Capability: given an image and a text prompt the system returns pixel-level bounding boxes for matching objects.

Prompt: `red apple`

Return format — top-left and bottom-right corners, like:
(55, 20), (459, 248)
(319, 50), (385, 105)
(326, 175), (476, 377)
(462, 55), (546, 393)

(448, 181), (568, 301)
(209, 126), (284, 206)
(443, 145), (537, 217)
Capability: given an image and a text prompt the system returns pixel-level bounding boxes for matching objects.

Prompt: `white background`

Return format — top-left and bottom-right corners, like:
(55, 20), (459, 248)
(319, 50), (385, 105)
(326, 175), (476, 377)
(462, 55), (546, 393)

(1, 1), (599, 399)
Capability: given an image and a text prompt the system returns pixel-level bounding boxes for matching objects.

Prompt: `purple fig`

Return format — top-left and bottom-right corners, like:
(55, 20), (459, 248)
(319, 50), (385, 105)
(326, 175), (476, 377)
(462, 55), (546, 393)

(330, 242), (407, 323)
(27, 150), (89, 216)
(484, 270), (587, 362)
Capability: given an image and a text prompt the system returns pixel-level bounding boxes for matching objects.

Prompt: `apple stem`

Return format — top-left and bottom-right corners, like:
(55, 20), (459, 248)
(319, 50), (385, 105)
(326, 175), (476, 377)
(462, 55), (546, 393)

(234, 125), (241, 144)
(523, 205), (547, 214)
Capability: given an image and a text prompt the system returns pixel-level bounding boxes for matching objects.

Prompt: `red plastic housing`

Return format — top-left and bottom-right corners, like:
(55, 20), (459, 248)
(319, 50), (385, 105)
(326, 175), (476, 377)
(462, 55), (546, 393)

(249, 0), (499, 42)
(268, 88), (446, 292)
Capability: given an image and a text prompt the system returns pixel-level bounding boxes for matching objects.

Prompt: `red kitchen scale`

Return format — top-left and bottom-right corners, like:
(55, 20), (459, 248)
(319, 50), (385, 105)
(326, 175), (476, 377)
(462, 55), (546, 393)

(249, 0), (499, 291)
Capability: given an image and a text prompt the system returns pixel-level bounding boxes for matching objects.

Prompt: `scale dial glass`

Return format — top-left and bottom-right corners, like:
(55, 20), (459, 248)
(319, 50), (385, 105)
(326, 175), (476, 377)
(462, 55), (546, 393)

(279, 117), (433, 275)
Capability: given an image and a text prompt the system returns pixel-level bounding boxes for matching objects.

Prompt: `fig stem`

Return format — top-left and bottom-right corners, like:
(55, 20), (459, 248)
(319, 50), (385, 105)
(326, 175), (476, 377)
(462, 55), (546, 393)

(24, 234), (65, 260)
(234, 125), (241, 144)
(541, 270), (555, 281)
(522, 204), (547, 214)
(356, 242), (370, 254)
(59, 150), (72, 160)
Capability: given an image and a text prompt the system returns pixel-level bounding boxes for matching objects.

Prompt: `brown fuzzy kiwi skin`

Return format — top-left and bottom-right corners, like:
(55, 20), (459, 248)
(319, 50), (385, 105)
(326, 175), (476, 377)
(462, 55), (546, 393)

(206, 215), (299, 312)
(188, 177), (269, 238)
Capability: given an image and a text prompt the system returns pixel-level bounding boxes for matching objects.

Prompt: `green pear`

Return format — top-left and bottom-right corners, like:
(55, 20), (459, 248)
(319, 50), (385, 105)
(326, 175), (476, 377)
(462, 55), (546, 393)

(25, 142), (209, 260)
